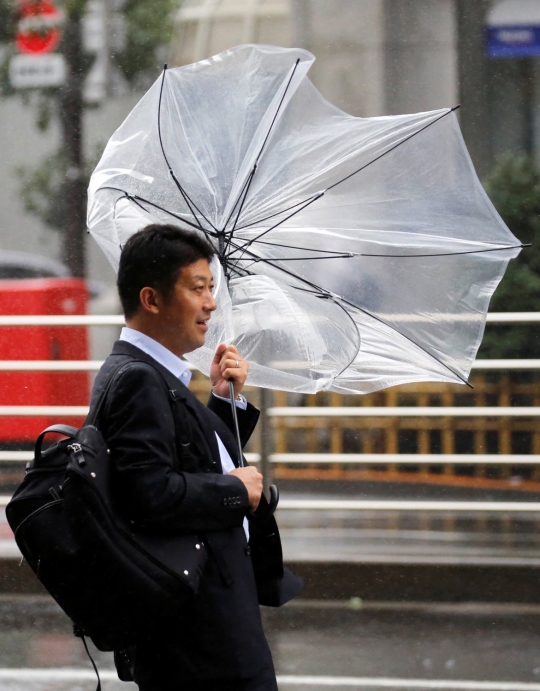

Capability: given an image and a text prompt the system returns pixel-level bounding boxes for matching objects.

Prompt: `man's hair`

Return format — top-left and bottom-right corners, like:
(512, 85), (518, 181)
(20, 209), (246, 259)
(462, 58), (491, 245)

(117, 224), (216, 319)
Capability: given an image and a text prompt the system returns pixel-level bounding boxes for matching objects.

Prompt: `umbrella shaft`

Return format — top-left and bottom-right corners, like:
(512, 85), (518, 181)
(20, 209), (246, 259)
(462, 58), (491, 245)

(228, 379), (245, 467)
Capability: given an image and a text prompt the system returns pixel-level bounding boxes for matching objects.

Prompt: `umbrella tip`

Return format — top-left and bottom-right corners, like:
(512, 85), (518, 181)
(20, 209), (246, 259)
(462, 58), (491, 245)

(163, 63), (168, 71)
(451, 104), (461, 112)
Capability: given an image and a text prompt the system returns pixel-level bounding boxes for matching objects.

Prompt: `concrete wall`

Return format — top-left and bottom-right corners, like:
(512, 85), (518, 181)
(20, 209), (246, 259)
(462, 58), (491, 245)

(291, 0), (386, 116)
(383, 0), (457, 115)
(291, 0), (457, 117)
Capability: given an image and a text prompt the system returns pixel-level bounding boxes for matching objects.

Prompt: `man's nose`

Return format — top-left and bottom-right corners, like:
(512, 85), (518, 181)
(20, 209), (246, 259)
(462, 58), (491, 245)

(204, 290), (217, 312)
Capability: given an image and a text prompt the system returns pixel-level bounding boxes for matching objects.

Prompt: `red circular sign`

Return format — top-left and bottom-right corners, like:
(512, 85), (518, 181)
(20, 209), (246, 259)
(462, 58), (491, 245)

(16, 0), (62, 55)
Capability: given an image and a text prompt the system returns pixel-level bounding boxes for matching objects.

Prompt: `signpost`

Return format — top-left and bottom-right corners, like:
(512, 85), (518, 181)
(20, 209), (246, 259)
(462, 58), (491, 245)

(16, 0), (63, 54)
(10, 0), (66, 89)
(9, 53), (66, 88)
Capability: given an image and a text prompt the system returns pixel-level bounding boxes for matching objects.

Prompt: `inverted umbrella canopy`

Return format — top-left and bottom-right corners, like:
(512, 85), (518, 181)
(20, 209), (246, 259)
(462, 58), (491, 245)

(87, 44), (522, 394)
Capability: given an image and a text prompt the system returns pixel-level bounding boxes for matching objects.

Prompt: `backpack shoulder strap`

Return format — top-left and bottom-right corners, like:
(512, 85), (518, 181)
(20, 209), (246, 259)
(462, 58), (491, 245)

(86, 360), (135, 428)
(89, 357), (192, 468)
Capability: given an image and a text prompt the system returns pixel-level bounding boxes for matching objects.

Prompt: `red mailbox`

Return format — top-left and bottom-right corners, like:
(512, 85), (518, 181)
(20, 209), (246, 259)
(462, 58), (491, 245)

(0, 278), (89, 444)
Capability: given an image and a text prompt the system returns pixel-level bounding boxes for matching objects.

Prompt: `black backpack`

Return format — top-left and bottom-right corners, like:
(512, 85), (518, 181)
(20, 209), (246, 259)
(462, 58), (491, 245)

(5, 361), (208, 654)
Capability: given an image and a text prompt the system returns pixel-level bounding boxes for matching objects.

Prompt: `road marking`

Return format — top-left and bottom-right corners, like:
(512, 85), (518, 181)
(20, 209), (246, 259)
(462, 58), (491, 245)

(0, 670), (539, 689)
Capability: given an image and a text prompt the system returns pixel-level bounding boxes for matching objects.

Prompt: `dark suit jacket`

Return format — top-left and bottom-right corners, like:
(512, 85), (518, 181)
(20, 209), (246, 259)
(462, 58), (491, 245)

(91, 340), (297, 685)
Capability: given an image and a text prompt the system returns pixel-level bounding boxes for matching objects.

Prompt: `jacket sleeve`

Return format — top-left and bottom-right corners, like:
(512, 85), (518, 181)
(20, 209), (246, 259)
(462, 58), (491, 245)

(206, 393), (260, 447)
(102, 363), (250, 534)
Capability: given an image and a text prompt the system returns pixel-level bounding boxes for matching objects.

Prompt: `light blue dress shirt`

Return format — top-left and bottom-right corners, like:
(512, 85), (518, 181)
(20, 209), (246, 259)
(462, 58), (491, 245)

(119, 327), (249, 539)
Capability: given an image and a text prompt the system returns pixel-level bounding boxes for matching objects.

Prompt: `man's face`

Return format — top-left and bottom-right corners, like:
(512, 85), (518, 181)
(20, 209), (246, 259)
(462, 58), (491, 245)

(158, 258), (217, 355)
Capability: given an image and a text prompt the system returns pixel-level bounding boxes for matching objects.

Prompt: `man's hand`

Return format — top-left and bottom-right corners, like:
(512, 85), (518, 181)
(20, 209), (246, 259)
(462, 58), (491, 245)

(210, 343), (248, 400)
(228, 467), (263, 511)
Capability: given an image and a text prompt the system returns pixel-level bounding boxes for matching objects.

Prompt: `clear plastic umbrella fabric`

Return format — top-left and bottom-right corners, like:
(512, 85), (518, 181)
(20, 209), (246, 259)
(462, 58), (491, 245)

(87, 44), (522, 394)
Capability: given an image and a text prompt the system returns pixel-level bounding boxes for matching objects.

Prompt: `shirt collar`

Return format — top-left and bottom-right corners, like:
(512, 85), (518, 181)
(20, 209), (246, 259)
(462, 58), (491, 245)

(119, 327), (192, 386)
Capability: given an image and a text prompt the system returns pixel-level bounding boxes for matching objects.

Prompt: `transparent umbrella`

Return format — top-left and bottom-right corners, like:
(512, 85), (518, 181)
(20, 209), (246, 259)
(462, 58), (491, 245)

(87, 44), (523, 396)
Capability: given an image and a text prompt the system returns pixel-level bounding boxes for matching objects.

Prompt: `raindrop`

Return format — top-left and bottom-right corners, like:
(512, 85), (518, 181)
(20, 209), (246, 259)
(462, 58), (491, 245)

(349, 597), (363, 610)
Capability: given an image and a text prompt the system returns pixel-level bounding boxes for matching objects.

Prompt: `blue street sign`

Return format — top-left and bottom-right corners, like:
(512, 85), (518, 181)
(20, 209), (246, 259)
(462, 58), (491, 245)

(487, 25), (540, 57)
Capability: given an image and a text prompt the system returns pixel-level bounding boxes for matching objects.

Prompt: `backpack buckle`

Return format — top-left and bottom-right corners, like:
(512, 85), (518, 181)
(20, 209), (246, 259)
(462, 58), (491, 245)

(67, 443), (86, 466)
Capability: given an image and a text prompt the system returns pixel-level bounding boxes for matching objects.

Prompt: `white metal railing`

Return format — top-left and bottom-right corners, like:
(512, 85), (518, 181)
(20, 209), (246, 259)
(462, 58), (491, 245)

(0, 312), (539, 514)
(1, 494), (540, 513)
(0, 312), (539, 326)
(268, 407), (540, 417)
(0, 491), (534, 516)
(1, 451), (538, 466)
(0, 359), (539, 371)
(1, 405), (539, 417)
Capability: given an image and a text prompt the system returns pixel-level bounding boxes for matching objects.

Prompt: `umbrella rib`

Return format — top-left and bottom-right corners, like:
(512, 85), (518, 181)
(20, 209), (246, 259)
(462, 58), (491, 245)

(229, 253), (356, 262)
(101, 185), (218, 238)
(225, 237), (472, 388)
(334, 294), (473, 388)
(353, 244), (528, 258)
(253, 240), (359, 255)
(157, 65), (217, 233)
(221, 169), (256, 234)
(223, 58), (301, 236)
(226, 237), (339, 298)
(227, 192), (324, 264)
(233, 106), (461, 236)
(324, 106), (461, 194)
(229, 166), (257, 236)
(254, 58), (301, 167)
(247, 239), (530, 257)
(231, 196), (321, 232)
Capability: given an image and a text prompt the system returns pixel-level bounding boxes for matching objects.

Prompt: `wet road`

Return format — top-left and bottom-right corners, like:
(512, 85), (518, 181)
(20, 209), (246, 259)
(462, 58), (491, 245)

(2, 481), (540, 688)
(2, 596), (540, 690)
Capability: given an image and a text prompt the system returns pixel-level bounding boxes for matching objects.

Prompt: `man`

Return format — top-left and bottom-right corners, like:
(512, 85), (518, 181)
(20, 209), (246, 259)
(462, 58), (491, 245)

(90, 224), (301, 691)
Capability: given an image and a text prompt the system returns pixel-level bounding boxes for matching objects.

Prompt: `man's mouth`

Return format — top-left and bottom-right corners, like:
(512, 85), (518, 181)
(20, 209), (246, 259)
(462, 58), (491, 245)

(197, 318), (210, 332)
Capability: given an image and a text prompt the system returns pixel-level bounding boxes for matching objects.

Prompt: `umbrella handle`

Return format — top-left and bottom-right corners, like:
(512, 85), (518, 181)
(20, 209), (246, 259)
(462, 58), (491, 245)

(227, 381), (279, 520)
(249, 484), (279, 520)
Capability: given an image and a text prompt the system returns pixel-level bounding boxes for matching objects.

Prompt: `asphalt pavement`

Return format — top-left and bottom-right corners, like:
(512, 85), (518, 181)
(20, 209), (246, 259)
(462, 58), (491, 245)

(1, 480), (540, 689)
(2, 596), (540, 690)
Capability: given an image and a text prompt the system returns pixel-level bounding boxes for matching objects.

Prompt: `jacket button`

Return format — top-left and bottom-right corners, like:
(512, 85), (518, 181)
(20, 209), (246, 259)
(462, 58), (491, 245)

(244, 546), (251, 556)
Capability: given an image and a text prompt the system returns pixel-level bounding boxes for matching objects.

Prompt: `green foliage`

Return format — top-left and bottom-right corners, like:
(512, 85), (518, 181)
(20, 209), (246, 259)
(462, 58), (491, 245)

(17, 150), (72, 233)
(2, 0), (180, 258)
(17, 144), (102, 235)
(113, 0), (178, 84)
(478, 154), (540, 359)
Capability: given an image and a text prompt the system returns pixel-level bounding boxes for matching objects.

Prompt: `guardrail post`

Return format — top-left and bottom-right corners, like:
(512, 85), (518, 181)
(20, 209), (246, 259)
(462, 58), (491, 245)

(259, 387), (273, 493)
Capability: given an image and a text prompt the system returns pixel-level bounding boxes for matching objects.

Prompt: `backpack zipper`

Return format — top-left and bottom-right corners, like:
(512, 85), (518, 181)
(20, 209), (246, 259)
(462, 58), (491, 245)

(67, 443), (86, 466)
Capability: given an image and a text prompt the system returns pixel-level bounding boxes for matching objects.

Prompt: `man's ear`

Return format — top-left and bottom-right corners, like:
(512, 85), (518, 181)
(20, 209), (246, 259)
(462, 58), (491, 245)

(139, 286), (160, 314)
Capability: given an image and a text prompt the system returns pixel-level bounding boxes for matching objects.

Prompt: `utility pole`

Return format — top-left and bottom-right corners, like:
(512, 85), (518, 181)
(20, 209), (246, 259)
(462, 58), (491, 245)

(59, 1), (87, 278)
(456, 0), (493, 179)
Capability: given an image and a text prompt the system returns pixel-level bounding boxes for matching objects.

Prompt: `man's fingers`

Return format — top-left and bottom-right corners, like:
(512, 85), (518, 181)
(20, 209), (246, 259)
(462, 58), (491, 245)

(219, 348), (239, 366)
(212, 343), (228, 363)
(220, 357), (244, 372)
(220, 357), (247, 383)
(229, 466), (263, 510)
